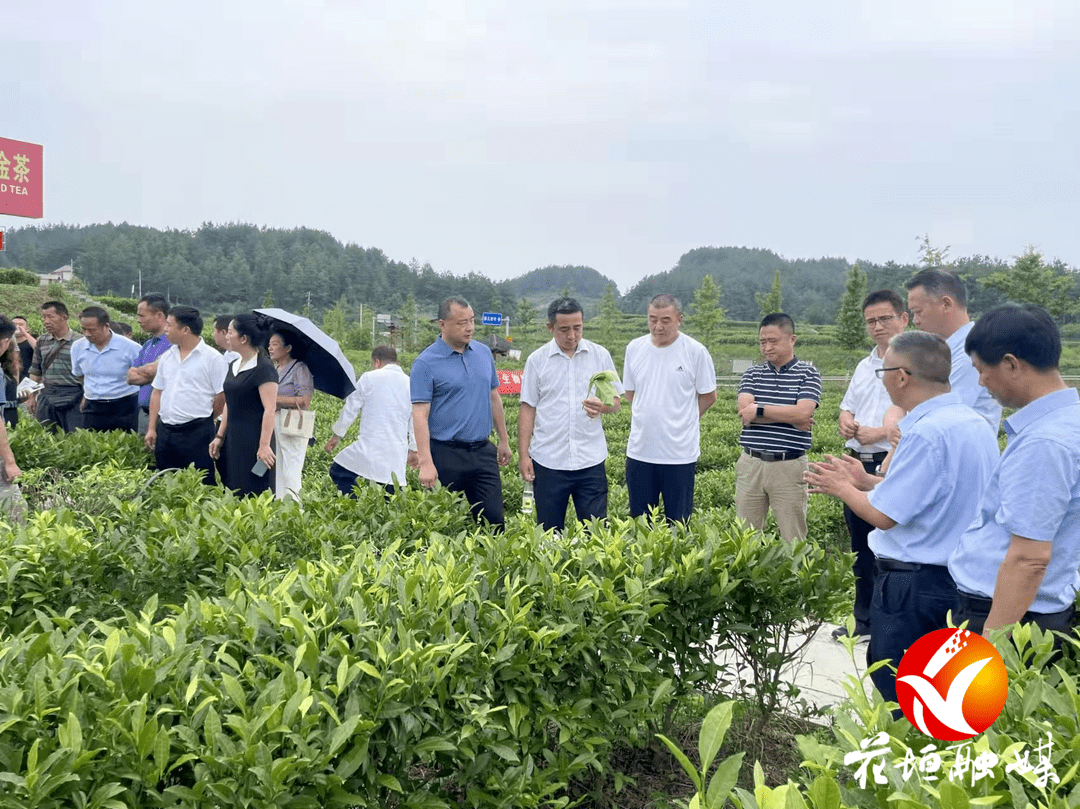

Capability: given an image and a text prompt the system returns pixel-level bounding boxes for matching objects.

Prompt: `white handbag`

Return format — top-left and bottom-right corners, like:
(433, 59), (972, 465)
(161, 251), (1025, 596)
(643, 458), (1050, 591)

(275, 408), (315, 440)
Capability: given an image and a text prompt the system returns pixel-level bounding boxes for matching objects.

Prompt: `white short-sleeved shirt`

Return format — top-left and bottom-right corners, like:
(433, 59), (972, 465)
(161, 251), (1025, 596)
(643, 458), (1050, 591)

(151, 339), (229, 425)
(839, 346), (893, 453)
(332, 364), (415, 486)
(521, 338), (624, 471)
(623, 332), (717, 465)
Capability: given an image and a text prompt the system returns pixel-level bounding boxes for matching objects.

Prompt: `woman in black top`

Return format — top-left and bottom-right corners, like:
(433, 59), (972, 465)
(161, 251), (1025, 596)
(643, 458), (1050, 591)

(0, 317), (20, 429)
(209, 315), (279, 496)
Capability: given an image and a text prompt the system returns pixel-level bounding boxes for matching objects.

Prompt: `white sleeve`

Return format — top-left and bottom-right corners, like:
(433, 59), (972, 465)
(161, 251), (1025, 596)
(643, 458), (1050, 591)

(622, 343), (636, 392)
(209, 353), (228, 393)
(333, 379), (367, 437)
(694, 342), (717, 394)
(521, 352), (541, 407)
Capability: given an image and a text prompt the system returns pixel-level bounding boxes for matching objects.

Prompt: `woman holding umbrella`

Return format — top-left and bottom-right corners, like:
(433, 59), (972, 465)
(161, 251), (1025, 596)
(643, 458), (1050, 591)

(268, 329), (314, 500)
(210, 315), (278, 496)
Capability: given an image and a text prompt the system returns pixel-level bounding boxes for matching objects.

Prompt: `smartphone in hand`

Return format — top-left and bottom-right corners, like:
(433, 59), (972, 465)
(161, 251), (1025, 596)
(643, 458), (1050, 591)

(252, 458), (268, 476)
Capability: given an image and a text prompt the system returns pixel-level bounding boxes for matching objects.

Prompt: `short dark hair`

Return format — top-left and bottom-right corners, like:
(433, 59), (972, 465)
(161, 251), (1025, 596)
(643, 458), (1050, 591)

(862, 290), (905, 314)
(439, 297), (472, 321)
(905, 269), (967, 308)
(42, 300), (69, 317)
(760, 313), (795, 333)
(965, 304), (1061, 371)
(371, 345), (398, 364)
(889, 331), (951, 385)
(169, 306), (203, 336)
(214, 315), (233, 331)
(12, 316), (28, 325)
(79, 306), (110, 326)
(139, 294), (169, 315)
(113, 321), (133, 337)
(547, 296), (583, 325)
(648, 294), (682, 315)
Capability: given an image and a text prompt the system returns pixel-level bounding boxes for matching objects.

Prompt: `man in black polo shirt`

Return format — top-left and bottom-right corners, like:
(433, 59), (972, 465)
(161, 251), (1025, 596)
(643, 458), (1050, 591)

(736, 313), (822, 541)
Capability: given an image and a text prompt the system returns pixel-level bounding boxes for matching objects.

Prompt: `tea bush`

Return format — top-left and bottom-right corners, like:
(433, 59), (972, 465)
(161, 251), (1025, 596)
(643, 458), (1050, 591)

(0, 486), (851, 807)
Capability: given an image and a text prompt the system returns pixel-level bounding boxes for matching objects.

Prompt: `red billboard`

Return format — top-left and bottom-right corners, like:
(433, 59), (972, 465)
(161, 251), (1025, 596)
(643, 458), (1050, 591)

(0, 138), (43, 219)
(497, 369), (522, 396)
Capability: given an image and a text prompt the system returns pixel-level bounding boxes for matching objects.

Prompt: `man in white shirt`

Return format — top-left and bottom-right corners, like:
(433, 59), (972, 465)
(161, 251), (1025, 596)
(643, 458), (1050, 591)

(624, 294), (718, 523)
(834, 290), (908, 640)
(519, 297), (624, 531)
(905, 269), (1001, 431)
(325, 345), (417, 494)
(145, 306), (228, 484)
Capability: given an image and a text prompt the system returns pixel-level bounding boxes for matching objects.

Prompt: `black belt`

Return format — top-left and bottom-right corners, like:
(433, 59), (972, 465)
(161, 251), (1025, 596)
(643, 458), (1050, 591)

(847, 448), (889, 465)
(743, 447), (806, 462)
(159, 416), (214, 432)
(958, 590), (1074, 622)
(957, 590), (994, 610)
(85, 393), (138, 405)
(875, 558), (948, 573)
(141, 405), (151, 414)
(432, 438), (490, 450)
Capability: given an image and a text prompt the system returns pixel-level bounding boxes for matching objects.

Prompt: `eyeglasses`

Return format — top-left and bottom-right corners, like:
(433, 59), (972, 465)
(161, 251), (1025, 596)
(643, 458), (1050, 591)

(874, 367), (909, 379)
(864, 315), (897, 327)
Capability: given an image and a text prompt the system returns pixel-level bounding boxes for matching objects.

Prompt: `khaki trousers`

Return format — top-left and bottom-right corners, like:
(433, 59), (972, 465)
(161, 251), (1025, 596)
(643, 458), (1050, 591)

(734, 452), (809, 542)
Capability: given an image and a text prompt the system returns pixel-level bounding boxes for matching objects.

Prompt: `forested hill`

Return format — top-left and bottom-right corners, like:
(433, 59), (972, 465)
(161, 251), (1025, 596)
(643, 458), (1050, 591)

(507, 265), (619, 298)
(1, 223), (619, 318)
(617, 246), (1053, 322)
(2, 223), (1074, 324)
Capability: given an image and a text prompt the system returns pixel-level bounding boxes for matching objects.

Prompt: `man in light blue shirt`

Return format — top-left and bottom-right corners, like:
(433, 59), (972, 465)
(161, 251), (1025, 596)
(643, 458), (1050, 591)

(70, 306), (141, 432)
(950, 304), (1080, 639)
(805, 332), (999, 705)
(905, 269), (1002, 431)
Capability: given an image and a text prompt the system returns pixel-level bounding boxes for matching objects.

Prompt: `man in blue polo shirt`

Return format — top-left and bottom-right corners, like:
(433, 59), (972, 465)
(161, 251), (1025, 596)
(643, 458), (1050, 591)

(806, 331), (999, 705)
(950, 304), (1080, 638)
(126, 294), (172, 435)
(411, 297), (512, 527)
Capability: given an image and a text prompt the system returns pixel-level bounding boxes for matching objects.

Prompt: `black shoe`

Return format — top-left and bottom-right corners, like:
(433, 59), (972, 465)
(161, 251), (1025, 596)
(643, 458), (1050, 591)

(832, 626), (871, 641)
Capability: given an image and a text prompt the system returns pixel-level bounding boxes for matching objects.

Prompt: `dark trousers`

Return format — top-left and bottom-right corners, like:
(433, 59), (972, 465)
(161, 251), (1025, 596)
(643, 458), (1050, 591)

(329, 462), (395, 498)
(37, 385), (83, 433)
(81, 393), (139, 432)
(867, 561), (959, 705)
(626, 457), (697, 523)
(532, 460), (608, 532)
(155, 416), (217, 485)
(843, 452), (886, 635)
(956, 590), (1076, 639)
(430, 439), (504, 528)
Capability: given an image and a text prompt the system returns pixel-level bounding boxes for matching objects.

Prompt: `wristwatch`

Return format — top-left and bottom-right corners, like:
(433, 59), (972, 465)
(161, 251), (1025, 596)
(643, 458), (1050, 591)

(756, 405), (764, 419)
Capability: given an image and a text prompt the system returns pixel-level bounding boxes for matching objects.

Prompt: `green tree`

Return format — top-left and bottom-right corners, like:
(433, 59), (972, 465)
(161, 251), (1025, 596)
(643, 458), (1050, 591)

(917, 233), (951, 267)
(515, 297), (538, 352)
(595, 284), (621, 348)
(978, 246), (1078, 319)
(835, 264), (868, 349)
(557, 285), (573, 300)
(755, 269), (783, 320)
(688, 274), (725, 349)
(322, 295), (348, 342)
(397, 293), (419, 349)
(262, 288), (274, 308)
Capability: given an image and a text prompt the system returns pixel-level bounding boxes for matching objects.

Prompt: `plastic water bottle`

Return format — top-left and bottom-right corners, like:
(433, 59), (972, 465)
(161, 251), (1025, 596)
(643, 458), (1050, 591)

(522, 481), (535, 517)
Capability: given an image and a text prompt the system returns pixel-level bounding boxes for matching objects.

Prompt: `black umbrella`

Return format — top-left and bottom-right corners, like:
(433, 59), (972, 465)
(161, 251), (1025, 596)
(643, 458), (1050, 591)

(254, 308), (357, 399)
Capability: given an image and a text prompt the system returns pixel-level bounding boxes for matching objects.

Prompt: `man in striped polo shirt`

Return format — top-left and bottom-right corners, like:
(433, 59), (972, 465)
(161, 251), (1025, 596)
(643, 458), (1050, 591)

(736, 313), (822, 541)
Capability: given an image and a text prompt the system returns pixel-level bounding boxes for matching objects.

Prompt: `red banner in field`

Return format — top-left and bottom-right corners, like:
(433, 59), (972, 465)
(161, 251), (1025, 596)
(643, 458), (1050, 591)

(497, 369), (523, 396)
(0, 137), (44, 219)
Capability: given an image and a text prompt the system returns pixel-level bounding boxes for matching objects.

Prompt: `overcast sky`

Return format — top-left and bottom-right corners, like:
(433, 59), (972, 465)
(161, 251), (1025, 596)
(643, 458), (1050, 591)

(3, 0), (1078, 290)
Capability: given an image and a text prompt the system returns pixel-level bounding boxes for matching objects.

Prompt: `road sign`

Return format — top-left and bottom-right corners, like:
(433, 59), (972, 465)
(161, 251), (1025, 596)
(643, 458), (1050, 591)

(0, 137), (44, 219)
(482, 312), (502, 326)
(376, 313), (392, 324)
